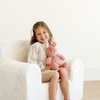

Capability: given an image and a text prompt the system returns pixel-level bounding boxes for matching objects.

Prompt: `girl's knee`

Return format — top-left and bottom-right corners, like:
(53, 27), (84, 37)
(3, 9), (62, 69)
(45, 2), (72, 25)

(59, 68), (67, 76)
(52, 72), (59, 80)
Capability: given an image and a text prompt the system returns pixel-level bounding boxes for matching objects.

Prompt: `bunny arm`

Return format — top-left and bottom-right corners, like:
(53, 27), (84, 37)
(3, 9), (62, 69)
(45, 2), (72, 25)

(45, 57), (52, 65)
(56, 53), (65, 61)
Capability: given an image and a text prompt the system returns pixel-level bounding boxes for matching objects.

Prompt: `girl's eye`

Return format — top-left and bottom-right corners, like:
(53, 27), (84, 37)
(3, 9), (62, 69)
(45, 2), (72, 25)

(43, 31), (46, 33)
(37, 33), (40, 35)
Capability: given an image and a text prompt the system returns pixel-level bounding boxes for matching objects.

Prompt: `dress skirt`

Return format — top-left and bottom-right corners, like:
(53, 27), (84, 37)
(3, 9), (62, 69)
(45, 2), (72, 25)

(41, 68), (61, 82)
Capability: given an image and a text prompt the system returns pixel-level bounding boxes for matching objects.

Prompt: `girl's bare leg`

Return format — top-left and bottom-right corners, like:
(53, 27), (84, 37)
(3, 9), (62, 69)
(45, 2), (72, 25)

(49, 72), (59, 100)
(59, 68), (70, 100)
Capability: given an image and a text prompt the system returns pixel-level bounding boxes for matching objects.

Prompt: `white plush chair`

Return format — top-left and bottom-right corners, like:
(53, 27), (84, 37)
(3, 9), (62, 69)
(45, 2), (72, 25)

(0, 39), (84, 100)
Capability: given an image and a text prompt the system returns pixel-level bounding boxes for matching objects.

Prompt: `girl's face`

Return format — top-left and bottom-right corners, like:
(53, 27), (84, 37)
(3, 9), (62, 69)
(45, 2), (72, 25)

(35, 26), (49, 44)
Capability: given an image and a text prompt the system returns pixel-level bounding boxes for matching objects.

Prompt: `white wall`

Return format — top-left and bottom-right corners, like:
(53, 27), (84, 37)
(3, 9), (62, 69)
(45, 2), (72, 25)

(0, 0), (100, 80)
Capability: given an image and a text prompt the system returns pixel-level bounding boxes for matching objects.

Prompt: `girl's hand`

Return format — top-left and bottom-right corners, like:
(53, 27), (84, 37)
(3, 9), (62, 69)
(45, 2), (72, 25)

(44, 40), (49, 48)
(44, 65), (52, 70)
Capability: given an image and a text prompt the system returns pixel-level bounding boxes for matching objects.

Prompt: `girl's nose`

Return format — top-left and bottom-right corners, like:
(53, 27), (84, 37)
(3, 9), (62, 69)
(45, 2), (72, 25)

(41, 33), (44, 37)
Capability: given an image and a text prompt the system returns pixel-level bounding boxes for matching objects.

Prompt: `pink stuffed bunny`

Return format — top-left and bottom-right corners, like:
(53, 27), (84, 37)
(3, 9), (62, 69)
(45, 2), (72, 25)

(45, 42), (68, 70)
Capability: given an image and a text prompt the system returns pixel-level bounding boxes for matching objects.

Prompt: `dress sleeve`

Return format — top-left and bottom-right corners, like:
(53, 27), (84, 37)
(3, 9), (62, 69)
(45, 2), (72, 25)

(38, 62), (45, 70)
(27, 43), (45, 70)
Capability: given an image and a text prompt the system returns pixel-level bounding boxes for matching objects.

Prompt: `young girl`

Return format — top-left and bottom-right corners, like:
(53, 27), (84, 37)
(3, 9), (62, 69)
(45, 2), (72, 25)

(27, 21), (70, 100)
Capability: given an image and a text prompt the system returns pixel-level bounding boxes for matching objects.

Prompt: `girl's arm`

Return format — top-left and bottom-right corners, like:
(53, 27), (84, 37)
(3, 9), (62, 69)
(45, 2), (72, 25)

(27, 43), (44, 70)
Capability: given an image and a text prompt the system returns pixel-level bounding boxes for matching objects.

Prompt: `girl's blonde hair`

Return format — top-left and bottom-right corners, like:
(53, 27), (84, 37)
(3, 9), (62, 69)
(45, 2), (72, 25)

(30, 21), (54, 45)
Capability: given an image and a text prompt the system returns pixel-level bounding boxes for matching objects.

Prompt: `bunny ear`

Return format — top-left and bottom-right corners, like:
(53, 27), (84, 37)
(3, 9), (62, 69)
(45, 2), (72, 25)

(51, 42), (57, 47)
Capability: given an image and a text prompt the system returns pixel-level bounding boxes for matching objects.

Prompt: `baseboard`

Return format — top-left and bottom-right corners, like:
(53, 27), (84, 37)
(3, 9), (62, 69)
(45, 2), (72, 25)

(84, 65), (100, 81)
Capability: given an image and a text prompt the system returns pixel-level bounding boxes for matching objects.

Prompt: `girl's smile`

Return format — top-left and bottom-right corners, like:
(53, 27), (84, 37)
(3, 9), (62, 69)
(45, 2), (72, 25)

(35, 26), (49, 44)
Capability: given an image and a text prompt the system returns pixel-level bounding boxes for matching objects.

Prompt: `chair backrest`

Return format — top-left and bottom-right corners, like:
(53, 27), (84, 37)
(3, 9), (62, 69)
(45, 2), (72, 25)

(0, 39), (30, 63)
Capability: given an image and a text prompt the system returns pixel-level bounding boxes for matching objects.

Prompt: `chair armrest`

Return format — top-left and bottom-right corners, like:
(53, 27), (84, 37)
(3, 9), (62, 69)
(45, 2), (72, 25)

(66, 59), (84, 100)
(0, 59), (42, 100)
